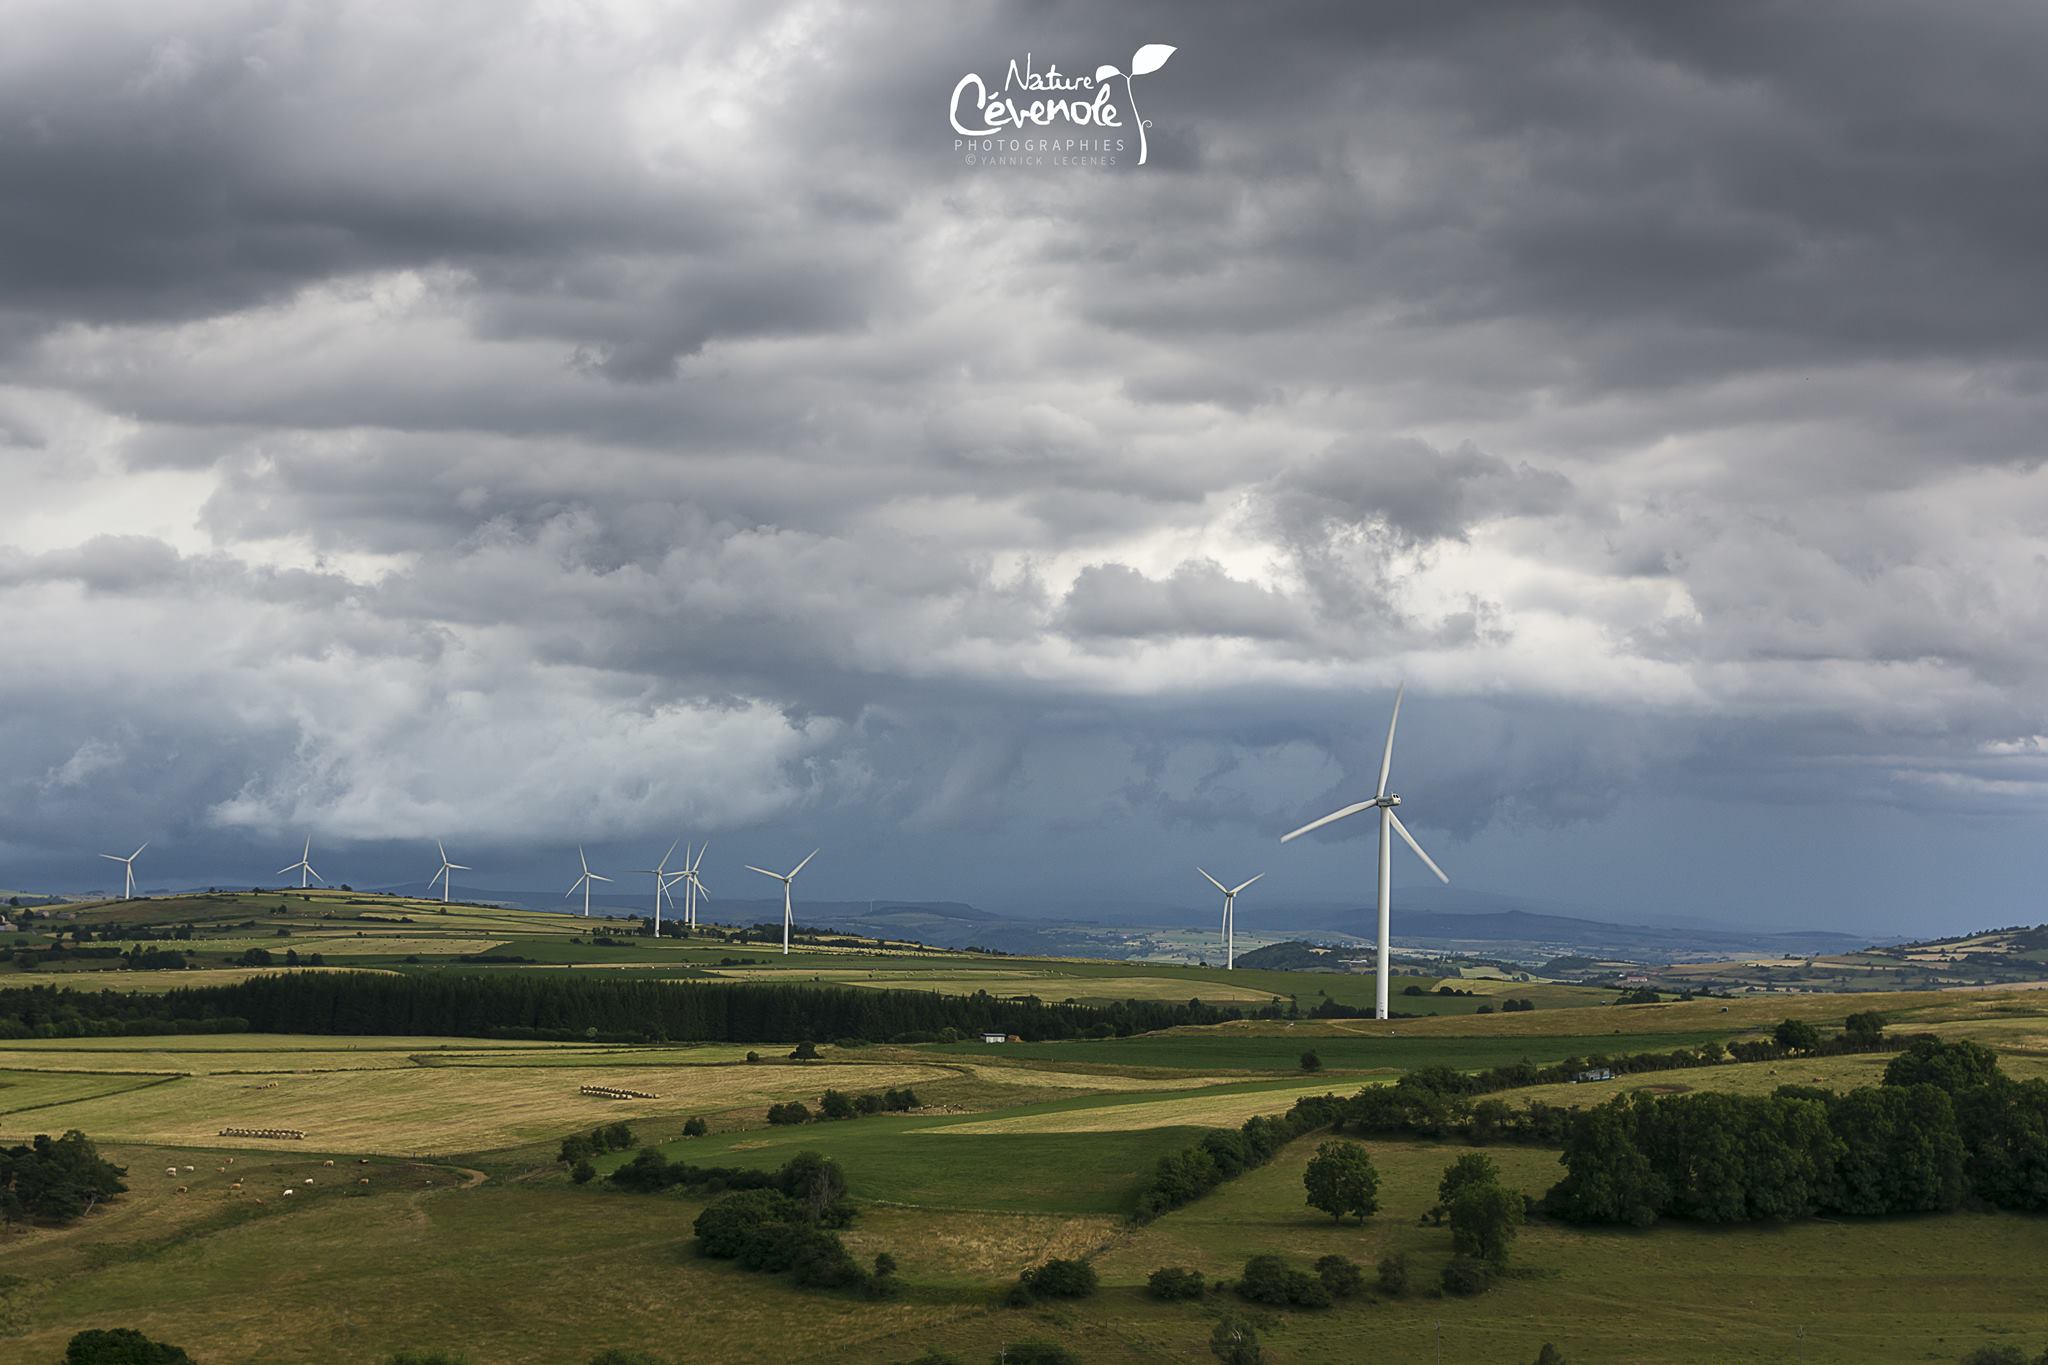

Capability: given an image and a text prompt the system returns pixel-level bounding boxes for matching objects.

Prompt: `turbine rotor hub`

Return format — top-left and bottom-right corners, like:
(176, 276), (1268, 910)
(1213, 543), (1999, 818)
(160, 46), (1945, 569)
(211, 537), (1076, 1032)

(1376, 794), (1400, 807)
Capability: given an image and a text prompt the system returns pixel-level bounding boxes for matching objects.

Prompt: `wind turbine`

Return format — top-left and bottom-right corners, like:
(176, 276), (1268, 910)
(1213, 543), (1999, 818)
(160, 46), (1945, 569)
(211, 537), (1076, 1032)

(745, 849), (817, 955)
(278, 837), (323, 890)
(632, 838), (680, 936)
(566, 845), (612, 918)
(99, 842), (147, 900)
(1197, 868), (1263, 969)
(428, 840), (468, 904)
(664, 842), (710, 930)
(1280, 684), (1449, 1020)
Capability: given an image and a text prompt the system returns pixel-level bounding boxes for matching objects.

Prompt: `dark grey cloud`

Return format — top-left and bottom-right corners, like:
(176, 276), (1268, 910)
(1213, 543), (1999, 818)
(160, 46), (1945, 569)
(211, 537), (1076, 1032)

(2, 1), (2046, 932)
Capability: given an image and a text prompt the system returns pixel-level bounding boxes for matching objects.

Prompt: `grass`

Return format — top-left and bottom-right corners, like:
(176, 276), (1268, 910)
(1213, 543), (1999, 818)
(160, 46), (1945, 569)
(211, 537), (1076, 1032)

(927, 1027), (1733, 1074)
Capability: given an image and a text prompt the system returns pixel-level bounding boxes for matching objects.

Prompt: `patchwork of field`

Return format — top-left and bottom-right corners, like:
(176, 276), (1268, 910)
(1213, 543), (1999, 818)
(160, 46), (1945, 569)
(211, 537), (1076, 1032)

(713, 965), (1285, 1004)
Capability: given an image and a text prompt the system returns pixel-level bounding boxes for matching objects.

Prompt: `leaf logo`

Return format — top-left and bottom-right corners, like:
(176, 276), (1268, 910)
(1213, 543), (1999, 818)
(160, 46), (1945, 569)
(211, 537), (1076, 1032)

(1093, 44), (1176, 164)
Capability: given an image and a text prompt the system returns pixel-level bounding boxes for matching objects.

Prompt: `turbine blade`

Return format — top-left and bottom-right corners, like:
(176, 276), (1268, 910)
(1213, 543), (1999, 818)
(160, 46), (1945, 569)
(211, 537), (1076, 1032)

(1377, 682), (1404, 799)
(447, 862), (470, 871)
(692, 842), (708, 871)
(100, 853), (124, 862)
(1280, 799), (1375, 843)
(277, 863), (298, 875)
(565, 878), (584, 897)
(658, 836), (680, 871)
(131, 842), (149, 859)
(789, 849), (819, 878)
(579, 845), (591, 874)
(745, 865), (779, 879)
(1196, 867), (1228, 894)
(1229, 873), (1264, 895)
(1389, 811), (1450, 884)
(307, 867), (324, 884)
(589, 873), (612, 883)
(438, 839), (448, 861)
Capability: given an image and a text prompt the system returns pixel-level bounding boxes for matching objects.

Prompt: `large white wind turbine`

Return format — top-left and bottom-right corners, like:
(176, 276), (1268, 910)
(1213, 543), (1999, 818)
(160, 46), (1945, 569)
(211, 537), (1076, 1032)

(1197, 868), (1263, 970)
(278, 837), (323, 890)
(428, 840), (469, 904)
(632, 838), (681, 936)
(745, 849), (817, 956)
(664, 842), (710, 930)
(566, 845), (612, 918)
(99, 842), (148, 900)
(1280, 684), (1449, 1020)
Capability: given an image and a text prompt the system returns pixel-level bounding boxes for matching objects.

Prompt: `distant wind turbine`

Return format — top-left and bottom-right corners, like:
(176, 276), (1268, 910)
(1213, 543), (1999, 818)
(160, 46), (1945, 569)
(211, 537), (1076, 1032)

(99, 842), (148, 900)
(664, 842), (710, 930)
(566, 845), (612, 918)
(1197, 867), (1263, 970)
(278, 837), (323, 890)
(632, 838), (681, 936)
(428, 840), (469, 904)
(745, 850), (817, 956)
(1280, 684), (1450, 1020)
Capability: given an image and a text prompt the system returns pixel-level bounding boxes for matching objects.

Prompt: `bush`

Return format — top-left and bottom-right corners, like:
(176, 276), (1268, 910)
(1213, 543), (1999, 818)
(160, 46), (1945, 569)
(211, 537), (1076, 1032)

(1448, 1178), (1523, 1269)
(1532, 1348), (1566, 1365)
(1376, 1252), (1409, 1296)
(1020, 1257), (1098, 1299)
(694, 1189), (799, 1258)
(766, 1101), (812, 1126)
(570, 1160), (595, 1185)
(385, 1356), (468, 1365)
(790, 1040), (821, 1060)
(1440, 1254), (1493, 1296)
(682, 1117), (708, 1138)
(1314, 1254), (1364, 1298)
(819, 1089), (855, 1120)
(1957, 1348), (2027, 1365)
(1438, 1152), (1500, 1206)
(1302, 1140), (1380, 1222)
(1210, 1315), (1262, 1364)
(996, 1345), (1078, 1365)
(62, 1329), (194, 1364)
(1146, 1266), (1206, 1301)
(1885, 1037), (2003, 1093)
(3, 1131), (128, 1226)
(1236, 1254), (1331, 1309)
(1300, 1050), (1322, 1072)
(587, 1353), (670, 1365)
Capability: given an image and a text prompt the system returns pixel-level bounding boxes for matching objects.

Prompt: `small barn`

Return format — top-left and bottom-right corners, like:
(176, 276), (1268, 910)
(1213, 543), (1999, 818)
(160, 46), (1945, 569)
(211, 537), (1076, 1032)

(1572, 1067), (1615, 1083)
(979, 1031), (1008, 1044)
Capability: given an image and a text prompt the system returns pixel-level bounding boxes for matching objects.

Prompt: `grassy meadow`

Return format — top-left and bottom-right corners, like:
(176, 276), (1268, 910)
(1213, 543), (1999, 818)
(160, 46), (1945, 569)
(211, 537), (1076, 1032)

(6, 890), (2048, 1363)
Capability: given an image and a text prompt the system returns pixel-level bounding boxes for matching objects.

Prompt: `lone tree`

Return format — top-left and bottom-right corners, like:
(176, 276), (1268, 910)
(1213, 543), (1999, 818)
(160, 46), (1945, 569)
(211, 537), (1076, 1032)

(1302, 1140), (1380, 1223)
(1447, 1176), (1524, 1270)
(63, 1329), (194, 1365)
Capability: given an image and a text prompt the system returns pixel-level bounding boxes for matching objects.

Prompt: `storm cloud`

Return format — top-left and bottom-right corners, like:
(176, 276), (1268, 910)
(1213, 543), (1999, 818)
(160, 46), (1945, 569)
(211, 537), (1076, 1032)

(4, 0), (2047, 932)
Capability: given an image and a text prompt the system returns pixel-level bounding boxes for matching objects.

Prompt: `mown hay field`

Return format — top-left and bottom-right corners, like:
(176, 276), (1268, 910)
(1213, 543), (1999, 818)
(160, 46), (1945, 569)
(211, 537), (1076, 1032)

(0, 1058), (959, 1154)
(932, 1076), (1352, 1134)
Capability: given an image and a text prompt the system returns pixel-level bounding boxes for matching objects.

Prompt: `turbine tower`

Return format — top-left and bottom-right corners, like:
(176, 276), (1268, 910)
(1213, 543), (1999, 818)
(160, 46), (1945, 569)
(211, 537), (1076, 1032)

(566, 845), (611, 918)
(428, 840), (469, 904)
(99, 842), (147, 900)
(278, 837), (323, 890)
(1280, 684), (1449, 1020)
(632, 838), (680, 936)
(745, 849), (817, 956)
(1197, 867), (1263, 969)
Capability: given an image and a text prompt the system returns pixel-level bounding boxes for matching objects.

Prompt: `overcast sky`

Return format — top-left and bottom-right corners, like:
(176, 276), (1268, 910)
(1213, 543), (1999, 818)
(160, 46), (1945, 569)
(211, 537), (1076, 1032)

(4, 0), (2047, 935)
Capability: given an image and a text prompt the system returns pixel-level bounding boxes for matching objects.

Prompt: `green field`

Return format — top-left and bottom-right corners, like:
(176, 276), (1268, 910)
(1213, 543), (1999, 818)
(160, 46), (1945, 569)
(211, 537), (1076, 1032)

(9, 891), (2048, 1363)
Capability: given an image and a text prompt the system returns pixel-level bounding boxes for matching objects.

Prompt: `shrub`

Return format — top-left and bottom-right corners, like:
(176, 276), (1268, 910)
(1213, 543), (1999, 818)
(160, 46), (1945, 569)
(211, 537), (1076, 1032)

(766, 1101), (812, 1126)
(1376, 1252), (1409, 1296)
(1440, 1254), (1493, 1296)
(1020, 1257), (1098, 1300)
(1209, 1315), (1262, 1364)
(1300, 1050), (1322, 1072)
(1302, 1140), (1380, 1222)
(1437, 1152), (1500, 1206)
(790, 1040), (821, 1060)
(63, 1330), (194, 1364)
(693, 1189), (799, 1258)
(1772, 1019), (1822, 1053)
(570, 1160), (595, 1185)
(558, 1133), (595, 1164)
(682, 1117), (708, 1138)
(384, 1356), (468, 1365)
(1958, 1348), (2027, 1365)
(1531, 1348), (1566, 1365)
(1146, 1266), (1206, 1301)
(588, 1354), (669, 1365)
(1313, 1254), (1364, 1298)
(1885, 1037), (2003, 1093)
(1236, 1254), (1331, 1308)
(819, 1089), (855, 1120)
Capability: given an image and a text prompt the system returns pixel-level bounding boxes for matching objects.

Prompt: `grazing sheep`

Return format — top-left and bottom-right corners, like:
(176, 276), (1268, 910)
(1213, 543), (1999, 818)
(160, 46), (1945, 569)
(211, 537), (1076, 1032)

(165, 1167), (178, 1177)
(322, 1160), (335, 1168)
(283, 1189), (295, 1197)
(358, 1178), (370, 1185)
(175, 1185), (188, 1194)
